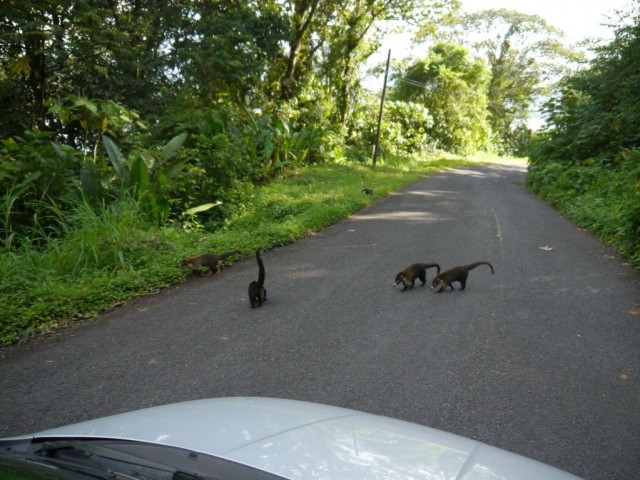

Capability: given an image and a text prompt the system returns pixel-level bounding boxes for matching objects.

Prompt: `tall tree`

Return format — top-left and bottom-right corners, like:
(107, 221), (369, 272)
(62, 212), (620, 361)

(279, 0), (322, 100)
(536, 5), (640, 161)
(173, 1), (288, 103)
(0, 0), (184, 138)
(391, 42), (490, 153)
(455, 9), (579, 152)
(276, 0), (460, 117)
(1, 0), (68, 134)
(322, 0), (460, 125)
(0, 1), (290, 139)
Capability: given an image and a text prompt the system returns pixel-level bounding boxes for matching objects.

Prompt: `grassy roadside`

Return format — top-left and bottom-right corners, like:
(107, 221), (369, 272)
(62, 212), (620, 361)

(527, 155), (640, 267)
(1, 154), (487, 347)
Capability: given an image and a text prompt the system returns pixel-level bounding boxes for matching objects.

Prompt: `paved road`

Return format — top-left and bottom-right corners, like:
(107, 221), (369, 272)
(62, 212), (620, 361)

(1, 162), (639, 479)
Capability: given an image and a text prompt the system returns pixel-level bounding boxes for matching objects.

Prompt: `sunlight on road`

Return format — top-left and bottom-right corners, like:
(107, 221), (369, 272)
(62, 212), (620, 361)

(353, 211), (447, 223)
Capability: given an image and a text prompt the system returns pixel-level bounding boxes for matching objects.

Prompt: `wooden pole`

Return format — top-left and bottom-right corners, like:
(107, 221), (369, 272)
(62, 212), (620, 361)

(372, 49), (391, 167)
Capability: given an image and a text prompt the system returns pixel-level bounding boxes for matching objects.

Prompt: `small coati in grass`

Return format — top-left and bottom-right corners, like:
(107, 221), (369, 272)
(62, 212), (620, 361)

(248, 249), (267, 308)
(394, 263), (441, 291)
(180, 250), (240, 276)
(362, 188), (373, 195)
(431, 261), (494, 292)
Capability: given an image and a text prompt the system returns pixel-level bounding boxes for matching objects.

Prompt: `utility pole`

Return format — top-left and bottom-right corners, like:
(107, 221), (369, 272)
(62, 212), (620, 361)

(372, 49), (391, 167)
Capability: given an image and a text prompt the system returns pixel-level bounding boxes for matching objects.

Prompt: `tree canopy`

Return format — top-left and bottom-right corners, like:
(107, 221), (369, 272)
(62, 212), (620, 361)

(526, 6), (640, 267)
(1, 0), (465, 243)
(450, 9), (580, 152)
(533, 6), (640, 161)
(5, 0), (627, 247)
(391, 42), (490, 153)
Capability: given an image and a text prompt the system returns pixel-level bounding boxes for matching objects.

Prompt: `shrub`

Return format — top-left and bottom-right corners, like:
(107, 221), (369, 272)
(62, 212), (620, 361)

(527, 150), (640, 265)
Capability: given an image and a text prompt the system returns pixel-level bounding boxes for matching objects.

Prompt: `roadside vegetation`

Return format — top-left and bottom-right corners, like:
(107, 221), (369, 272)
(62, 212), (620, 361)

(0, 154), (476, 346)
(527, 6), (640, 266)
(1, 2), (638, 346)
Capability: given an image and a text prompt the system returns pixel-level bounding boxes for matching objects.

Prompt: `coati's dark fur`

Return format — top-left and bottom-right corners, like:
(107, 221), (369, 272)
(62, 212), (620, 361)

(180, 250), (240, 276)
(395, 263), (441, 291)
(248, 249), (267, 308)
(431, 261), (494, 292)
(362, 188), (373, 195)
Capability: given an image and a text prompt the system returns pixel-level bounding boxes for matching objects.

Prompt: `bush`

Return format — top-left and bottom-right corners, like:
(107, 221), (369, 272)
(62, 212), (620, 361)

(527, 150), (640, 265)
(1, 153), (477, 346)
(0, 129), (84, 244)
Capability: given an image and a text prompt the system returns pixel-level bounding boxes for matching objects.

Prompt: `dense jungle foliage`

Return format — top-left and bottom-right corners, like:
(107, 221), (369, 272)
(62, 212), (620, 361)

(0, 1), (638, 345)
(1, 1), (577, 244)
(528, 5), (640, 265)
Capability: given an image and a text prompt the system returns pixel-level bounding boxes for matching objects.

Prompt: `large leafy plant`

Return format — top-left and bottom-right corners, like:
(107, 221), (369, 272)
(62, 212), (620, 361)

(101, 133), (189, 225)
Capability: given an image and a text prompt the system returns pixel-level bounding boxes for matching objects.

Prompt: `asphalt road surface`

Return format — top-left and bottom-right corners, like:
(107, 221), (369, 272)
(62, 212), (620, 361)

(1, 162), (639, 479)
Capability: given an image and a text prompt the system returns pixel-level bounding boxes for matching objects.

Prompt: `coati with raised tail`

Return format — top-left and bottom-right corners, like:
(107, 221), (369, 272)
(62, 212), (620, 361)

(248, 249), (267, 308)
(394, 263), (441, 291)
(431, 261), (494, 292)
(180, 250), (240, 276)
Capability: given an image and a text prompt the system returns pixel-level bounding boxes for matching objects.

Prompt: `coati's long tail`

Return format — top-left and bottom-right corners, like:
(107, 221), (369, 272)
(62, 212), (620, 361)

(248, 249), (267, 308)
(423, 262), (441, 274)
(256, 249), (265, 286)
(219, 250), (241, 261)
(463, 261), (494, 274)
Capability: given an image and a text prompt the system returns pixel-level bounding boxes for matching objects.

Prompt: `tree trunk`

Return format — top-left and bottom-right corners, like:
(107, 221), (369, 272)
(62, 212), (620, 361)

(280, 0), (319, 99)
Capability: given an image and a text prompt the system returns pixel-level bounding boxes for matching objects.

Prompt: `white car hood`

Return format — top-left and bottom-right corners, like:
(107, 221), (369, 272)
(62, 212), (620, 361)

(17, 397), (581, 480)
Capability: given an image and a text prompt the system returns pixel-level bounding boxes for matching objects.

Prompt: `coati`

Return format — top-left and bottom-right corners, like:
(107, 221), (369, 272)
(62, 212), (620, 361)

(180, 250), (240, 276)
(394, 263), (441, 291)
(362, 188), (373, 195)
(431, 261), (494, 292)
(248, 249), (267, 308)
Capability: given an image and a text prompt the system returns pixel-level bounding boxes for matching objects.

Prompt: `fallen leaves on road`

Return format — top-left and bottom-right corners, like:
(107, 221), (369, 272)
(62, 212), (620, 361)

(624, 303), (640, 315)
(539, 245), (554, 251)
(618, 374), (631, 381)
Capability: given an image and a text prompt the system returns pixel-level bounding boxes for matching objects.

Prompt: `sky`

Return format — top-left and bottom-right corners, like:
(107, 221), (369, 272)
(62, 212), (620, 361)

(374, 0), (633, 58)
(459, 0), (632, 44)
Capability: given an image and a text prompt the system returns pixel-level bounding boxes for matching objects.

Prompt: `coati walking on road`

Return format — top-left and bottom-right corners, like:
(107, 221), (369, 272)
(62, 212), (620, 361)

(431, 261), (494, 292)
(248, 249), (267, 308)
(181, 250), (240, 276)
(394, 263), (441, 291)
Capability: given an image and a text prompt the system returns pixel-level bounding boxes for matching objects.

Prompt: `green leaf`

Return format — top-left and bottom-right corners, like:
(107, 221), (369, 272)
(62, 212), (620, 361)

(130, 156), (150, 198)
(73, 97), (98, 115)
(80, 161), (101, 197)
(162, 132), (188, 162)
(184, 202), (222, 216)
(102, 136), (127, 180)
(8, 55), (31, 76)
(16, 171), (41, 191)
(200, 113), (225, 136)
(164, 158), (190, 180)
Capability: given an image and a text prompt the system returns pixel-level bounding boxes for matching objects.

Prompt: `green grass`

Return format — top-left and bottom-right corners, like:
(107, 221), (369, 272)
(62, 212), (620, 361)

(527, 153), (640, 267)
(0, 153), (483, 347)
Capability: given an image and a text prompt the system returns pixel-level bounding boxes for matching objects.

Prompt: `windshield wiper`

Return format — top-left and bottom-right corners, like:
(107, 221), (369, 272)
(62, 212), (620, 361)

(2, 437), (280, 480)
(29, 440), (180, 480)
